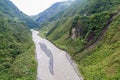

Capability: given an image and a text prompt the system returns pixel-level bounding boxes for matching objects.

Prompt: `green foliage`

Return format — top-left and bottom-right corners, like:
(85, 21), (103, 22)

(72, 16), (79, 27)
(77, 14), (120, 80)
(0, 0), (39, 28)
(76, 11), (112, 43)
(0, 17), (37, 80)
(38, 0), (120, 80)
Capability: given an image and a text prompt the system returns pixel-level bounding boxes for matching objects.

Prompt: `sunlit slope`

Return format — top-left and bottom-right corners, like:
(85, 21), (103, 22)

(37, 0), (120, 79)
(76, 12), (120, 80)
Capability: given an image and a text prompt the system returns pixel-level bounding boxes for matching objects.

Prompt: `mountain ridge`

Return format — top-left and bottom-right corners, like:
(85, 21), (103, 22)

(33, 1), (72, 26)
(0, 0), (39, 28)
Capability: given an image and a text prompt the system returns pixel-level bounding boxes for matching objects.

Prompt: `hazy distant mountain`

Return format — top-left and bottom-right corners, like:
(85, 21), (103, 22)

(33, 1), (72, 25)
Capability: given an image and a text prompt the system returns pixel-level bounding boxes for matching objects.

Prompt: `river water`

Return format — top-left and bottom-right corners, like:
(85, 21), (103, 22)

(31, 29), (82, 80)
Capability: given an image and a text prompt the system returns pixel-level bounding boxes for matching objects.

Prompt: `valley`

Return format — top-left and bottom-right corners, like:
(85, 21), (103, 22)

(0, 0), (120, 80)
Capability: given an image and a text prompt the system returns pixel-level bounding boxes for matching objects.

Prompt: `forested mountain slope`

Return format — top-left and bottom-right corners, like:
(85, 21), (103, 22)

(34, 0), (120, 79)
(0, 0), (39, 28)
(33, 1), (72, 26)
(0, 0), (37, 80)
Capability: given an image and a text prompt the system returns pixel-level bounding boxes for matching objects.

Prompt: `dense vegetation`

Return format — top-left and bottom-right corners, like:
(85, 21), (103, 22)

(0, 0), (37, 80)
(77, 13), (120, 80)
(0, 0), (39, 28)
(0, 17), (37, 80)
(35, 0), (120, 79)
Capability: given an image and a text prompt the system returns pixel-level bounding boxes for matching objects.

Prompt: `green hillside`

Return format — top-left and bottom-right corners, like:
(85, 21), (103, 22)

(32, 1), (72, 26)
(0, 17), (36, 80)
(0, 0), (39, 28)
(77, 12), (120, 80)
(0, 0), (37, 80)
(37, 0), (120, 79)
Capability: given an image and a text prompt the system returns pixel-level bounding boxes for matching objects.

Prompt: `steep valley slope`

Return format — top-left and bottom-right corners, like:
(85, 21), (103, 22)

(33, 0), (120, 79)
(0, 0), (37, 80)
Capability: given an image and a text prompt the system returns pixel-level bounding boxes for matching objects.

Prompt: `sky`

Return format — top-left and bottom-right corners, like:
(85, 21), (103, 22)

(10, 0), (67, 16)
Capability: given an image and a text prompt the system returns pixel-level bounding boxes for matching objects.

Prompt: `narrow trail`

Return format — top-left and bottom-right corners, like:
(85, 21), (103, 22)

(31, 29), (83, 80)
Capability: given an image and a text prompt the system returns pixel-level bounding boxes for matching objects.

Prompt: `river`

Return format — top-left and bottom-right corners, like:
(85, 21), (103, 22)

(31, 29), (83, 80)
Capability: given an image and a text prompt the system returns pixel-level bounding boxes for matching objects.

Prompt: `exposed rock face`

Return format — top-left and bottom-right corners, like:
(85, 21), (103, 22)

(70, 25), (84, 40)
(71, 28), (77, 39)
(71, 26), (96, 43)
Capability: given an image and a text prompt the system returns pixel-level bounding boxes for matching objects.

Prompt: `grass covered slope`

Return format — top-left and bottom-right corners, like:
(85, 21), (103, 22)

(38, 0), (120, 79)
(76, 12), (120, 80)
(0, 0), (39, 28)
(0, 17), (37, 80)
